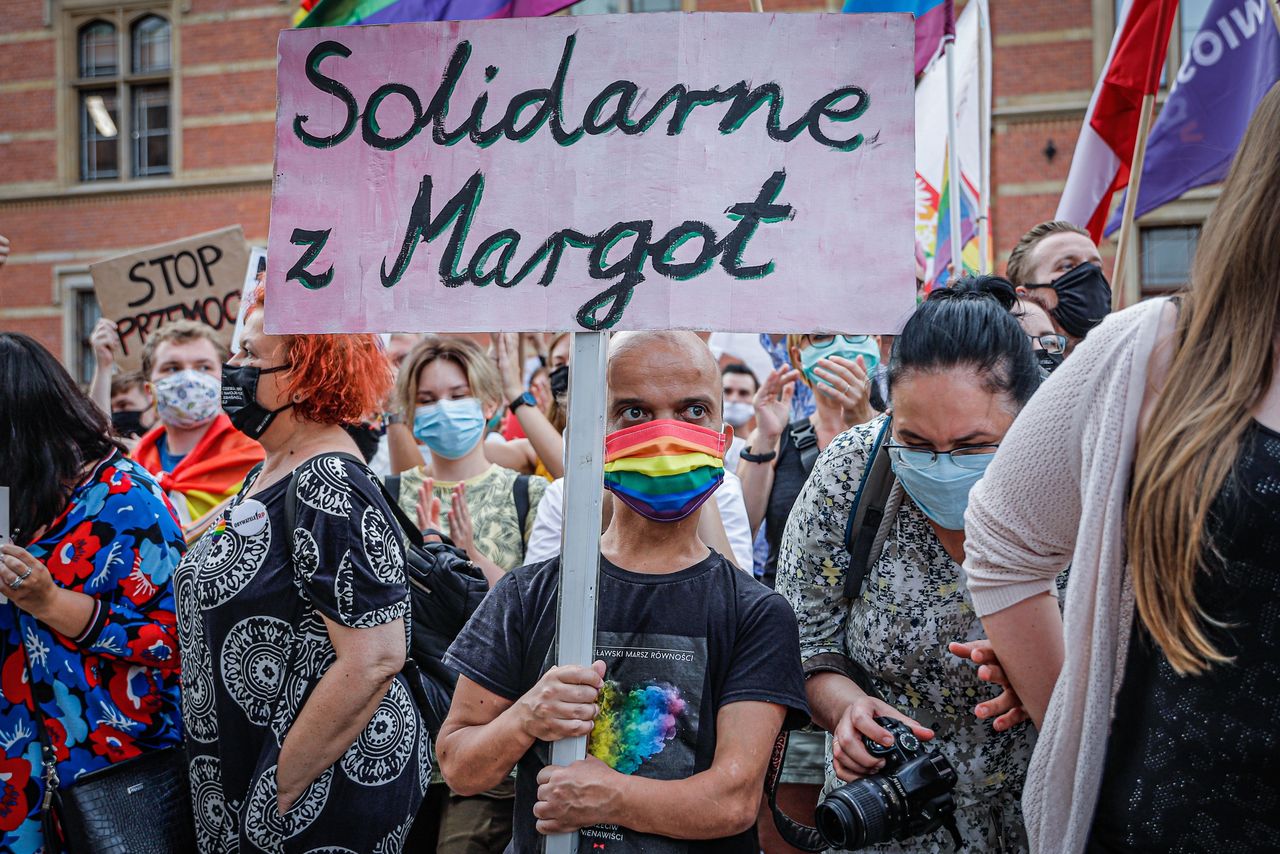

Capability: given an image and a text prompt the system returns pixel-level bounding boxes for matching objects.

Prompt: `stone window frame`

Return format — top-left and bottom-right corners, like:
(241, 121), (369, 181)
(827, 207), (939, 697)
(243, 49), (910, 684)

(58, 0), (183, 187)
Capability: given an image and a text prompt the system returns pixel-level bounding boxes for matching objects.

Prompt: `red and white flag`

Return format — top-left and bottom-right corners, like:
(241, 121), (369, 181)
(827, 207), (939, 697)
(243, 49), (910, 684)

(1056, 0), (1178, 240)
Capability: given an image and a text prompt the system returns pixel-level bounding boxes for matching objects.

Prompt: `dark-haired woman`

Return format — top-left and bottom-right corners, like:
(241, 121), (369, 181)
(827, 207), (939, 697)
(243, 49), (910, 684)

(777, 277), (1041, 852)
(0, 333), (186, 853)
(175, 288), (426, 852)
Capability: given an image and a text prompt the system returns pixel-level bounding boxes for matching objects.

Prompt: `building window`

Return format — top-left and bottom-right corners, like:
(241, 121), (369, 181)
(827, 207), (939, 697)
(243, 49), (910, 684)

(1140, 224), (1200, 296)
(571, 0), (681, 13)
(73, 12), (172, 183)
(74, 289), (103, 384)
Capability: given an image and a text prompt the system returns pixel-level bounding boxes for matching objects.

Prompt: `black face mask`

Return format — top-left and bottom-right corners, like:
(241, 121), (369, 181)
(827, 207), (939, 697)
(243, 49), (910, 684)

(549, 364), (569, 398)
(221, 363), (293, 440)
(1037, 262), (1111, 340)
(1036, 349), (1065, 375)
(111, 409), (147, 438)
(344, 422), (383, 463)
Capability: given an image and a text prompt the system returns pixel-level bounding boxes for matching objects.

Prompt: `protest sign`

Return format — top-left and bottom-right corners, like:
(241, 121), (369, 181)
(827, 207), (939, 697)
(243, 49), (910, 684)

(90, 227), (251, 372)
(230, 247), (268, 356)
(266, 12), (915, 335)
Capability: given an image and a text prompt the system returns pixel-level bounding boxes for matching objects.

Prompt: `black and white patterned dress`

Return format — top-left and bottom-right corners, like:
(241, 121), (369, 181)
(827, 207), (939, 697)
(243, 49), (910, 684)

(175, 455), (428, 853)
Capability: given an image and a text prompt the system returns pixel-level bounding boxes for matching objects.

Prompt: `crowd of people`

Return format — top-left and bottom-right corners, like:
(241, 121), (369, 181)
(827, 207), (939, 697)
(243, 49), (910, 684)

(0, 81), (1277, 854)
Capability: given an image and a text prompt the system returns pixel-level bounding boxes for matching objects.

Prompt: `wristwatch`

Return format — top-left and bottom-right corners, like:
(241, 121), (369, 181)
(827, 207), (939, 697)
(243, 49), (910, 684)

(384, 411), (405, 426)
(509, 391), (537, 414)
(739, 446), (777, 464)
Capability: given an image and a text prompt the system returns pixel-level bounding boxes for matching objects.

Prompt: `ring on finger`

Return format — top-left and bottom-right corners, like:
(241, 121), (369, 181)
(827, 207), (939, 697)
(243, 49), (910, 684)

(8, 576), (24, 590)
(16, 568), (32, 581)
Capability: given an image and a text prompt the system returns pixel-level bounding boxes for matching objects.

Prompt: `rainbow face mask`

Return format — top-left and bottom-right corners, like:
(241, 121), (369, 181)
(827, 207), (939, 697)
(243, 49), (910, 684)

(603, 420), (727, 523)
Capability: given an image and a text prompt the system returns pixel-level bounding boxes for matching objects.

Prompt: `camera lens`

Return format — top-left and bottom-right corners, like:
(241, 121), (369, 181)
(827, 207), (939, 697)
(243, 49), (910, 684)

(816, 779), (896, 850)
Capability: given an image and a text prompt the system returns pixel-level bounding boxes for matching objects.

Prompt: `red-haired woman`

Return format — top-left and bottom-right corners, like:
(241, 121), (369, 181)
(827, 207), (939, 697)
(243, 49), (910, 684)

(174, 290), (426, 852)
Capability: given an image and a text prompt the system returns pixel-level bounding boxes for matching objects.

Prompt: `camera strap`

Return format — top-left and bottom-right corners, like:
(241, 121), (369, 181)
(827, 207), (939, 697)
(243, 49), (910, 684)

(764, 730), (827, 852)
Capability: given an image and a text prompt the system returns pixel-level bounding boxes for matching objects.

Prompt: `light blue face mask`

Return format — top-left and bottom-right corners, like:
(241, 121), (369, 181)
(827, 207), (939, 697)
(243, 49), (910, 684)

(412, 398), (487, 460)
(888, 448), (995, 530)
(799, 335), (880, 387)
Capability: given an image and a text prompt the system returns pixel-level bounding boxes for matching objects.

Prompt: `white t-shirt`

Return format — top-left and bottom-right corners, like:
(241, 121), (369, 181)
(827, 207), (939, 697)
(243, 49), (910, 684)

(525, 471), (755, 570)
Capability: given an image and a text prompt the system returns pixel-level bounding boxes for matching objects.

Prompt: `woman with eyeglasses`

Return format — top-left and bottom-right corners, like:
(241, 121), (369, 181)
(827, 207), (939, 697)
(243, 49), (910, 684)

(738, 332), (879, 590)
(777, 277), (1042, 852)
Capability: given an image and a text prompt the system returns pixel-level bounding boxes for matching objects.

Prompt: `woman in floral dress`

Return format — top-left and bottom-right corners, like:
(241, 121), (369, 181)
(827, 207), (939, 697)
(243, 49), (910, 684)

(0, 333), (185, 853)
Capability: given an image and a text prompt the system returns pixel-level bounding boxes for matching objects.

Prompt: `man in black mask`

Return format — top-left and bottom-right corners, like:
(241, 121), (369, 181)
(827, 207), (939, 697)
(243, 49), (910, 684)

(1005, 220), (1109, 354)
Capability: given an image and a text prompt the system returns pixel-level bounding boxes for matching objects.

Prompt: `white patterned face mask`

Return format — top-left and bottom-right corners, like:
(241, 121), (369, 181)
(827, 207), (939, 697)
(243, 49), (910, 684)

(153, 369), (221, 429)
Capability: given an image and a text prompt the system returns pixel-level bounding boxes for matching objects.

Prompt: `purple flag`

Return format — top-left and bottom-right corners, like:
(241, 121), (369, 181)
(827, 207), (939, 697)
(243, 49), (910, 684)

(843, 0), (955, 76)
(1106, 0), (1280, 235)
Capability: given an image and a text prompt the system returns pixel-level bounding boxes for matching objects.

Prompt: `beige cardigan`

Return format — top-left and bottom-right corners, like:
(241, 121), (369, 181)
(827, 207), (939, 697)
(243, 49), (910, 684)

(962, 297), (1170, 854)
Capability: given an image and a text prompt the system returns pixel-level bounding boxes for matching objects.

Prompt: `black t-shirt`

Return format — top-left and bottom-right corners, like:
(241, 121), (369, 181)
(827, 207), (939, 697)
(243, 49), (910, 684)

(444, 550), (810, 853)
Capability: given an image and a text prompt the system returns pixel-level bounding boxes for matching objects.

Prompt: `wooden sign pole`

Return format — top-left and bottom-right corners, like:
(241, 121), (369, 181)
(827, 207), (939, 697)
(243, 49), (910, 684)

(545, 330), (609, 854)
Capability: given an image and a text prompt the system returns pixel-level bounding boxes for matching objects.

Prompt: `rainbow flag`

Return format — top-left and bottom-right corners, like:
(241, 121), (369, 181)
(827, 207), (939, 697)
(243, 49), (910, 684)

(843, 0), (954, 76)
(295, 0), (579, 28)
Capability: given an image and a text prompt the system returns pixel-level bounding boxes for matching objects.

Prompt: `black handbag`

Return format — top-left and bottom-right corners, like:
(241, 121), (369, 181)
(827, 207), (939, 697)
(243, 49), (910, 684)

(55, 746), (195, 854)
(29, 671), (195, 853)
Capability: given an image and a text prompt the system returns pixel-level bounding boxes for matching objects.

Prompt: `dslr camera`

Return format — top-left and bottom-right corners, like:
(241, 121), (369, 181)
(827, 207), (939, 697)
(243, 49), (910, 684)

(814, 716), (962, 851)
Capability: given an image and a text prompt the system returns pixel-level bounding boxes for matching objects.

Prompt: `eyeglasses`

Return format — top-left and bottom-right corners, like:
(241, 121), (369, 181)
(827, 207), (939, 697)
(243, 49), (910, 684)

(884, 442), (1000, 470)
(1032, 334), (1068, 355)
(806, 334), (871, 349)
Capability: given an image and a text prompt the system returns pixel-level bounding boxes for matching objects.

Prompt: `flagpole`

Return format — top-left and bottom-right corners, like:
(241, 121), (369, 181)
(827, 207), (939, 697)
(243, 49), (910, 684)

(976, 0), (992, 274)
(749, 0), (763, 11)
(944, 35), (964, 279)
(1111, 93), (1156, 310)
(1270, 0), (1280, 35)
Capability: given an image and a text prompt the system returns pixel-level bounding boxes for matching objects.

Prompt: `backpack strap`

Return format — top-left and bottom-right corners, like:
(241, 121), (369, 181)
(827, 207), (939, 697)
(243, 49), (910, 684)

(789, 419), (820, 476)
(512, 474), (531, 557)
(842, 418), (896, 602)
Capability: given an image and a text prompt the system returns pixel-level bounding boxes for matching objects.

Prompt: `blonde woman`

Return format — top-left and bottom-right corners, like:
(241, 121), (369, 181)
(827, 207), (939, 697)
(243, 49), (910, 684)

(963, 83), (1280, 853)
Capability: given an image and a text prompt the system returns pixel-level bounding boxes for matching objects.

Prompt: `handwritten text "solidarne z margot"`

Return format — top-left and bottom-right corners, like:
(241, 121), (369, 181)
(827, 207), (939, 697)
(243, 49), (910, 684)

(285, 32), (876, 329)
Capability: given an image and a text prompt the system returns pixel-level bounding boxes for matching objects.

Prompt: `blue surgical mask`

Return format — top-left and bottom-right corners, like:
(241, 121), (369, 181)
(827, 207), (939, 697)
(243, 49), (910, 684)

(412, 398), (487, 460)
(889, 450), (994, 530)
(799, 335), (880, 387)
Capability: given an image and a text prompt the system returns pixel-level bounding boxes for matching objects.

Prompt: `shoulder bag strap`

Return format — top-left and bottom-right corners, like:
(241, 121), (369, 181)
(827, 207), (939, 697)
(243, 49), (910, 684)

(512, 474), (531, 558)
(842, 418), (896, 602)
(789, 419), (821, 476)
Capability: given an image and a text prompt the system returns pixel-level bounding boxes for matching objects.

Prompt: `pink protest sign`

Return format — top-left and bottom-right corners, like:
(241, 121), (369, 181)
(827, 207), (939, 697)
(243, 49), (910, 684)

(266, 12), (915, 334)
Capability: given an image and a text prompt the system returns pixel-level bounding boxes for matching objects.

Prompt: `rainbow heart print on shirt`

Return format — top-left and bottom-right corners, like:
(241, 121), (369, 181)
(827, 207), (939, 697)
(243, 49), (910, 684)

(589, 680), (687, 775)
(602, 420), (727, 523)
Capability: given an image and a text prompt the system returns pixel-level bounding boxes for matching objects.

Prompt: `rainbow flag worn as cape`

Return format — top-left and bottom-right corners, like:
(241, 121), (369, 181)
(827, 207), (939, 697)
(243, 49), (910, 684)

(295, 0), (579, 28)
(603, 421), (726, 522)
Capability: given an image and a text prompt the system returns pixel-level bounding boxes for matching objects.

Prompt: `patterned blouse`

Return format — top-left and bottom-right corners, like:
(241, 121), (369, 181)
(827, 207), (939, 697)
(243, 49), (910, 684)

(777, 416), (1034, 854)
(397, 464), (546, 572)
(0, 454), (185, 854)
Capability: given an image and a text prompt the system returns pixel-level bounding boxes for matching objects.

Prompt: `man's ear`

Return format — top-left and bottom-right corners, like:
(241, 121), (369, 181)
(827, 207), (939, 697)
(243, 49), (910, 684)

(1015, 285), (1030, 297)
(722, 423), (735, 446)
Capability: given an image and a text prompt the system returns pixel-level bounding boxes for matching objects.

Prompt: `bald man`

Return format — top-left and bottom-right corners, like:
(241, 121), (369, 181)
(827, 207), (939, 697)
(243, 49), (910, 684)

(437, 331), (809, 852)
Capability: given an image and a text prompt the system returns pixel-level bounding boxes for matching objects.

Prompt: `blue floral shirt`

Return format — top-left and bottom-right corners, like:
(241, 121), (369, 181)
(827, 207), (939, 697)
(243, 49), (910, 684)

(0, 454), (185, 853)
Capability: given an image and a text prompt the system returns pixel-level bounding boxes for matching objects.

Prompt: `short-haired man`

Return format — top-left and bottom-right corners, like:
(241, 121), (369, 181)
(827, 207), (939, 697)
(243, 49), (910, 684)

(1005, 220), (1109, 353)
(721, 362), (758, 473)
(438, 331), (808, 852)
(131, 320), (264, 527)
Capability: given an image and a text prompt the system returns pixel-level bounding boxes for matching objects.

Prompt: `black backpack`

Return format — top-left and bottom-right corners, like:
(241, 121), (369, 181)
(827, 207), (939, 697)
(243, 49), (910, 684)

(283, 453), (490, 735)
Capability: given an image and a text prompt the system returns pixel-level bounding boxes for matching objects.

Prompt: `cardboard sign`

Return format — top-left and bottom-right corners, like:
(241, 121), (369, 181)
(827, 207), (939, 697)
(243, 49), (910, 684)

(90, 227), (251, 372)
(266, 12), (915, 335)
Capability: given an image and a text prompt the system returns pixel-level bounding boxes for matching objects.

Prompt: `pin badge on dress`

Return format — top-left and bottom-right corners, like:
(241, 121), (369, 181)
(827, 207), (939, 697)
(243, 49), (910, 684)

(229, 499), (270, 537)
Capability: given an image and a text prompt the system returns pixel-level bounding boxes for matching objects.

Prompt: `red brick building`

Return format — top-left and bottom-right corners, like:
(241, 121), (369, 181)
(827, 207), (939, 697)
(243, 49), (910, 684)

(0, 0), (1213, 376)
